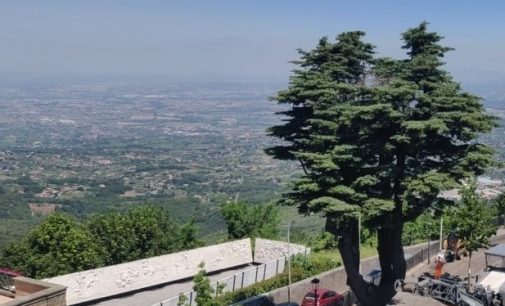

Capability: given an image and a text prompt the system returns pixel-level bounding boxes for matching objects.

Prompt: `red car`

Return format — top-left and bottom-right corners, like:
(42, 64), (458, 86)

(301, 289), (343, 306)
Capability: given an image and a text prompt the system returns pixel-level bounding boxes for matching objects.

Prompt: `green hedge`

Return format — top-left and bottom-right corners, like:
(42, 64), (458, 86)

(218, 253), (341, 305)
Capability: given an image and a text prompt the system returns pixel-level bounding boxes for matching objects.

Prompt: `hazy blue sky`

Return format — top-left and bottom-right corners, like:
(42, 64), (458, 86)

(1, 1), (504, 85)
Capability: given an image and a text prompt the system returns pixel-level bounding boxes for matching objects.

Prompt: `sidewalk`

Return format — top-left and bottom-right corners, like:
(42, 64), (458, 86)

(392, 228), (505, 305)
(387, 292), (445, 305)
(406, 228), (505, 284)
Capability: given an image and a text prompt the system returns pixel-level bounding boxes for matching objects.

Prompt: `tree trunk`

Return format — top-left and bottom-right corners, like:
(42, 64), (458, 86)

(376, 223), (406, 303)
(326, 218), (406, 306)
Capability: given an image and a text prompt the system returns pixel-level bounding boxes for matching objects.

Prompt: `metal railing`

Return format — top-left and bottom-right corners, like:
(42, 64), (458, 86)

(150, 257), (287, 306)
(0, 270), (16, 292)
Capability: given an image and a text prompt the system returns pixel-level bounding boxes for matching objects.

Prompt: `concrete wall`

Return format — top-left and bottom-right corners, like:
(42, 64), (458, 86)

(2, 277), (67, 306)
(45, 239), (252, 305)
(240, 239), (441, 306)
(254, 239), (309, 264)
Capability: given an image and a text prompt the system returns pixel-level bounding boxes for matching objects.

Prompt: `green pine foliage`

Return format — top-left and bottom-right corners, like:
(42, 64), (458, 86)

(267, 22), (498, 305)
(268, 23), (496, 226)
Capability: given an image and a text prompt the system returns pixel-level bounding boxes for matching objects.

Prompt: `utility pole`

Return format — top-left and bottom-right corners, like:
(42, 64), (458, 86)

(287, 220), (293, 303)
(358, 213), (361, 273)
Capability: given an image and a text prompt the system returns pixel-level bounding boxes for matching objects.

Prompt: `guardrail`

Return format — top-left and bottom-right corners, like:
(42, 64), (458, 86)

(150, 257), (287, 306)
(0, 274), (14, 292)
(0, 269), (19, 292)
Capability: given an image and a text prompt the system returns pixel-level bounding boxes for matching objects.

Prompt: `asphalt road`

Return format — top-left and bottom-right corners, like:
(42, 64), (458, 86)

(387, 292), (445, 305)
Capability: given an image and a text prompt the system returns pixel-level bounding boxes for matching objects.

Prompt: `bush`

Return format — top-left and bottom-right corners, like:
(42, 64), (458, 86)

(218, 253), (341, 304)
(0, 206), (202, 277)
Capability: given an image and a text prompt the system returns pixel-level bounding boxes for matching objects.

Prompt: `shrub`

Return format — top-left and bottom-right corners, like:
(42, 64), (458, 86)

(218, 253), (341, 304)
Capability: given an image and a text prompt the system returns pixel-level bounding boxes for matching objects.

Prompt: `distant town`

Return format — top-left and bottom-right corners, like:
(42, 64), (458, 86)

(0, 81), (299, 247)
(0, 80), (504, 249)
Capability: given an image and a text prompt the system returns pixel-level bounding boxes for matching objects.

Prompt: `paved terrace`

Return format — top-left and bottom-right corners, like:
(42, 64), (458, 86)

(406, 228), (505, 286)
(0, 295), (12, 304)
(390, 229), (505, 305)
(387, 292), (445, 305)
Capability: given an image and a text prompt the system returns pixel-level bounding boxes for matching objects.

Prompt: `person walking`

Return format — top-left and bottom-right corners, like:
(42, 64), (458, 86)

(434, 250), (446, 279)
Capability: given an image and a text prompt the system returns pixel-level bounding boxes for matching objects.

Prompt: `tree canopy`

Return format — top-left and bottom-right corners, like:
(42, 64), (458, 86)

(445, 183), (497, 284)
(492, 192), (505, 223)
(0, 206), (202, 278)
(220, 201), (279, 239)
(267, 22), (497, 305)
(0, 213), (103, 279)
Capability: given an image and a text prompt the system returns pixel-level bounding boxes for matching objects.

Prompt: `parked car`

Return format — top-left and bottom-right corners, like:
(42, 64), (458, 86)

(301, 289), (343, 306)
